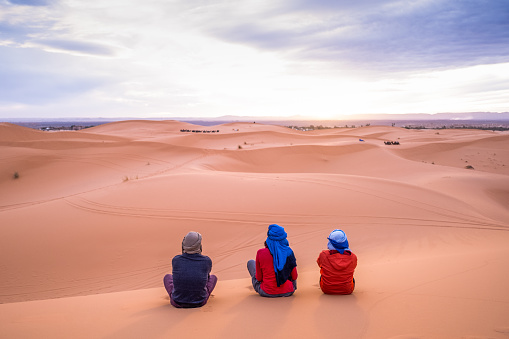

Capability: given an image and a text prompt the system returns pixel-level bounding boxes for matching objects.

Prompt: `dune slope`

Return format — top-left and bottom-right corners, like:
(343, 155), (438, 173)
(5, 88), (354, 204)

(1, 121), (508, 339)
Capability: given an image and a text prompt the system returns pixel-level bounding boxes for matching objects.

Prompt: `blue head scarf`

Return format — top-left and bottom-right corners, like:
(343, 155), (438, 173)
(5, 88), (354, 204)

(327, 229), (350, 254)
(265, 224), (294, 273)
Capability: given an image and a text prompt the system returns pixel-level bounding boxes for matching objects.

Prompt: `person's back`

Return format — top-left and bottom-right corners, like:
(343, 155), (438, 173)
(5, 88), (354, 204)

(317, 229), (357, 295)
(255, 247), (297, 295)
(317, 249), (357, 294)
(171, 253), (212, 305)
(247, 224), (298, 297)
(163, 231), (217, 308)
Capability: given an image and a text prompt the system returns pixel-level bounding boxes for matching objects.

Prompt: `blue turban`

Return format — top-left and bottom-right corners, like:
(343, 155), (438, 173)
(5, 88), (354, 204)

(266, 224), (297, 286)
(327, 229), (350, 254)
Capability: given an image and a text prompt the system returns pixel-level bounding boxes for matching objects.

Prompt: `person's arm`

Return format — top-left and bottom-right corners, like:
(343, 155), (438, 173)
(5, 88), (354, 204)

(206, 256), (213, 276)
(291, 266), (298, 281)
(171, 255), (179, 275)
(255, 250), (263, 282)
(208, 256), (213, 271)
(317, 251), (323, 267)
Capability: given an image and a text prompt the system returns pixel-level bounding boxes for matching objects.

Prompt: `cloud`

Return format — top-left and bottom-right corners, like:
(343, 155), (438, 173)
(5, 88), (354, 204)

(0, 22), (32, 43)
(0, 68), (104, 105)
(0, 1), (60, 44)
(7, 0), (54, 6)
(1, 1), (116, 57)
(204, 0), (509, 73)
(34, 39), (116, 56)
(0, 47), (109, 105)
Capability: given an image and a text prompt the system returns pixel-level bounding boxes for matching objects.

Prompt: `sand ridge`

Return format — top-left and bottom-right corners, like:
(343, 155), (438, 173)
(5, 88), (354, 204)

(1, 120), (508, 338)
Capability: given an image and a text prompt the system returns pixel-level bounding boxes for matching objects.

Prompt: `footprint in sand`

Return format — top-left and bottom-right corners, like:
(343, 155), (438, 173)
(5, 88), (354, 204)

(202, 304), (213, 312)
(495, 327), (509, 334)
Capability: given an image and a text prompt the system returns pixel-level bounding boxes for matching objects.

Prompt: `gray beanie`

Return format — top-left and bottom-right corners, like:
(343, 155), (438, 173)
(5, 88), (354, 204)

(182, 231), (202, 254)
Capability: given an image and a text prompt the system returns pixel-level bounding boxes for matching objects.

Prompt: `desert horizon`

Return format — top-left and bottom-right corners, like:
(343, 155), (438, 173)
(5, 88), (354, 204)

(1, 120), (508, 338)
(5, 111), (509, 131)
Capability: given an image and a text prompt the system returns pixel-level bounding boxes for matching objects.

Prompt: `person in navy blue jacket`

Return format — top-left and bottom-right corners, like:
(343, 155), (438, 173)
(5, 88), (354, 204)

(163, 231), (217, 308)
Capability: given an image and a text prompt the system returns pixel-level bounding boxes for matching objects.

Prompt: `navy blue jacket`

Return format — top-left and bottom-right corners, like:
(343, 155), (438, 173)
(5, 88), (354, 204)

(171, 253), (212, 305)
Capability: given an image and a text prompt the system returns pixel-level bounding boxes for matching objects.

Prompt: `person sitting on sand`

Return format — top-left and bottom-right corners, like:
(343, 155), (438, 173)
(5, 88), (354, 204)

(316, 229), (357, 295)
(247, 224), (298, 297)
(163, 231), (217, 308)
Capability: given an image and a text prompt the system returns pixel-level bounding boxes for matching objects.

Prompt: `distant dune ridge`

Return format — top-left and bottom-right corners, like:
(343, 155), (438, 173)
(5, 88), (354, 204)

(1, 120), (509, 339)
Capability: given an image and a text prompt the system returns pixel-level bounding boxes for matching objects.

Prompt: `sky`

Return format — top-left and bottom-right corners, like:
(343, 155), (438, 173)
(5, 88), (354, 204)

(1, 0), (509, 119)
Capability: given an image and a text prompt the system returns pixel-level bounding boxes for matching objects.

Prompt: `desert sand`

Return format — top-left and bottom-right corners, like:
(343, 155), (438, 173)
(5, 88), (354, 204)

(1, 120), (509, 339)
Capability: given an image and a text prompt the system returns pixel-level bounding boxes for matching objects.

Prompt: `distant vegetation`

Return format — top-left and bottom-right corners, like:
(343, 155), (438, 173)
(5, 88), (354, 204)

(404, 125), (509, 131)
(40, 125), (96, 131)
(180, 129), (220, 133)
(287, 124), (371, 131)
(122, 175), (139, 182)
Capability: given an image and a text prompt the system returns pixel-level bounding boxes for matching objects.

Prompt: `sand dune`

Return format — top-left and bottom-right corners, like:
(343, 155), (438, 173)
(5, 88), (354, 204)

(1, 121), (508, 338)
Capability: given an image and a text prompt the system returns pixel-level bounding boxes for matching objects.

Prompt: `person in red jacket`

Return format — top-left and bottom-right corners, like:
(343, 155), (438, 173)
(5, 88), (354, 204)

(247, 224), (298, 297)
(317, 229), (357, 295)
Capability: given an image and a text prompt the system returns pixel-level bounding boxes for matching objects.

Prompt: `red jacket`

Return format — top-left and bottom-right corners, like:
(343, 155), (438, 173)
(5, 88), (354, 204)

(317, 249), (357, 295)
(256, 248), (298, 295)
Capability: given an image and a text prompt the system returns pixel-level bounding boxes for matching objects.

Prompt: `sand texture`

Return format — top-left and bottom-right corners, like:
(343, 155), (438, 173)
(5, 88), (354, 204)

(1, 121), (509, 338)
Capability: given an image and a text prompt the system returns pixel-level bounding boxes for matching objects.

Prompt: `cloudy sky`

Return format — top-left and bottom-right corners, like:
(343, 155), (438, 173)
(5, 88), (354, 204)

(1, 0), (508, 119)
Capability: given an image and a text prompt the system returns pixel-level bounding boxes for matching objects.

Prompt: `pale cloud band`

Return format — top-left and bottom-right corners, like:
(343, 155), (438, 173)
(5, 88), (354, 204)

(7, 0), (51, 6)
